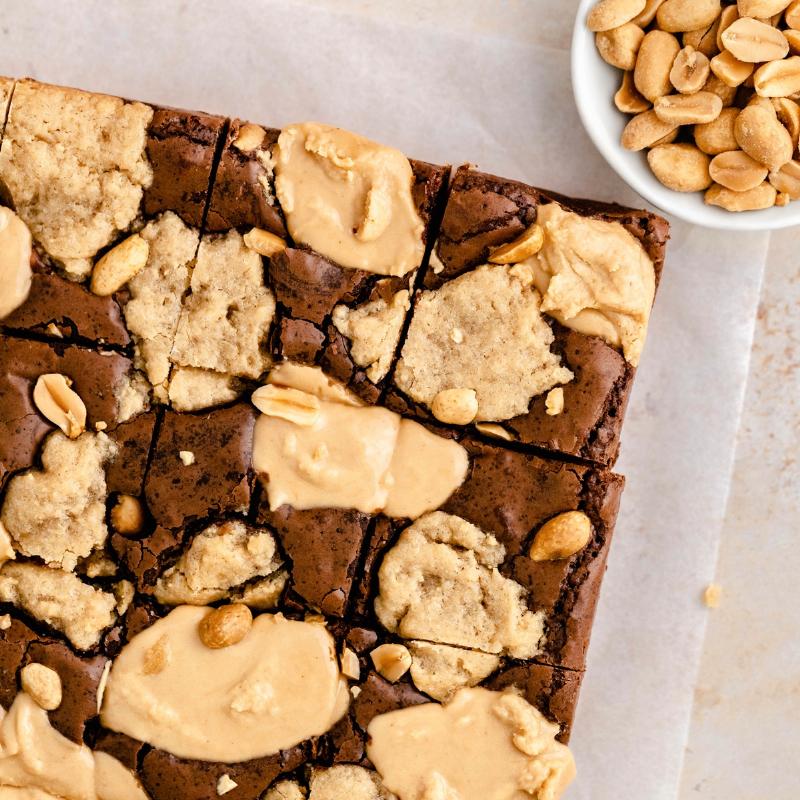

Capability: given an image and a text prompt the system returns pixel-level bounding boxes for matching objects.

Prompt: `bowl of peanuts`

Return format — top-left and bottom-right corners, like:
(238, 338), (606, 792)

(572, 0), (800, 230)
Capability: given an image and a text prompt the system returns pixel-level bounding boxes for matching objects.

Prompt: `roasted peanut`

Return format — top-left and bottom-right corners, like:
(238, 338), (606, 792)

(684, 20), (722, 58)
(735, 103), (794, 170)
(232, 123), (266, 153)
(653, 128), (681, 146)
(695, 107), (740, 153)
(784, 29), (800, 56)
(656, 0), (721, 34)
(596, 23), (646, 71)
(671, 46), (711, 93)
(588, 0), (647, 31)
(0, 207), (33, 322)
(705, 181), (777, 210)
(710, 50), (755, 88)
(616, 71), (652, 112)
(773, 97), (800, 145)
(529, 512), (593, 562)
(111, 494), (146, 536)
(33, 374), (86, 439)
(635, 30), (682, 101)
(737, 0), (793, 16)
(488, 224), (544, 263)
(243, 228), (287, 257)
(703, 73), (739, 106)
(90, 234), (149, 297)
(545, 387), (565, 416)
(621, 110), (680, 150)
(754, 56), (800, 98)
(252, 384), (321, 426)
(655, 91), (723, 124)
(787, 0), (800, 30)
(371, 643), (412, 682)
(769, 159), (800, 197)
(431, 388), (479, 425)
(709, 150), (769, 191)
(721, 18), (789, 63)
(21, 663), (62, 710)
(648, 144), (713, 191)
(632, 0), (666, 26)
(198, 604), (253, 649)
(340, 647), (361, 680)
(715, 4), (739, 51)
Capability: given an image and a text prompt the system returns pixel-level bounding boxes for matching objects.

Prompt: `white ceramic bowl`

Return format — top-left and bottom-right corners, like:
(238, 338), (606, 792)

(571, 0), (800, 231)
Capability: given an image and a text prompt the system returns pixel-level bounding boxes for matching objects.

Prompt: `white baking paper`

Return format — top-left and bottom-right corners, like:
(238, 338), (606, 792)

(0, 1), (785, 797)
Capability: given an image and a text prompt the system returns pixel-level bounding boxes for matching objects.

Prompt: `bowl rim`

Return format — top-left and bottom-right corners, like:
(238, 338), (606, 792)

(570, 0), (800, 232)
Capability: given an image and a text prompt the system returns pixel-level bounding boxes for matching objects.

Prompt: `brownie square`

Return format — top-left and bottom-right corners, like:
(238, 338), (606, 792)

(385, 165), (669, 466)
(0, 79), (226, 354)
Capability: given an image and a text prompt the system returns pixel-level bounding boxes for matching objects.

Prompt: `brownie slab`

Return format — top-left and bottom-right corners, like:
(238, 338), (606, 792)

(386, 165), (669, 467)
(0, 76), (671, 800)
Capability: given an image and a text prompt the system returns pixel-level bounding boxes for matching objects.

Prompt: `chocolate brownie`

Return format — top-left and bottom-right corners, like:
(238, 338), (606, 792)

(385, 165), (669, 467)
(0, 76), (670, 800)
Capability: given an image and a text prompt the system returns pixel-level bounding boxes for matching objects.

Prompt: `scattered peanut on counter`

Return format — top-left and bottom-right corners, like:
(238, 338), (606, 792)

(589, 0), (800, 211)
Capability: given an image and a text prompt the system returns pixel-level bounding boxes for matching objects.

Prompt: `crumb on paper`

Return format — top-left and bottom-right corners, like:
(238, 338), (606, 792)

(703, 583), (722, 609)
(179, 450), (196, 466)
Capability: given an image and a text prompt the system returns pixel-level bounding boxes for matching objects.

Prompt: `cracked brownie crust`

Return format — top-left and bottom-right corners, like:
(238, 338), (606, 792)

(0, 76), (668, 800)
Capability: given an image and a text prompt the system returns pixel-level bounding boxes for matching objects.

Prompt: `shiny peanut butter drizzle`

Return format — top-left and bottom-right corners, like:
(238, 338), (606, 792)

(252, 364), (469, 517)
(100, 606), (350, 763)
(273, 122), (425, 276)
(0, 207), (33, 320)
(528, 203), (656, 367)
(367, 687), (575, 800)
(0, 692), (147, 800)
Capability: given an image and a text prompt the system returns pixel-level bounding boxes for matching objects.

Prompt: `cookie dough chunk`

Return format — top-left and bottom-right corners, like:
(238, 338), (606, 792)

(1, 431), (117, 571)
(171, 230), (275, 379)
(0, 79), (154, 279)
(375, 512), (545, 659)
(332, 288), (410, 383)
(167, 368), (240, 412)
(0, 562), (116, 650)
(123, 211), (199, 398)
(309, 766), (391, 800)
(154, 521), (282, 606)
(395, 265), (573, 423)
(408, 641), (500, 702)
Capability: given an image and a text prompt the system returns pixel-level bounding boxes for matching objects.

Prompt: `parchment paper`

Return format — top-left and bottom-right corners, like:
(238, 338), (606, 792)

(0, 1), (781, 797)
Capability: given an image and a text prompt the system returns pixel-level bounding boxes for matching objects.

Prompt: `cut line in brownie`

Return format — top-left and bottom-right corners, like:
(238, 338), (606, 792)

(385, 165), (669, 467)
